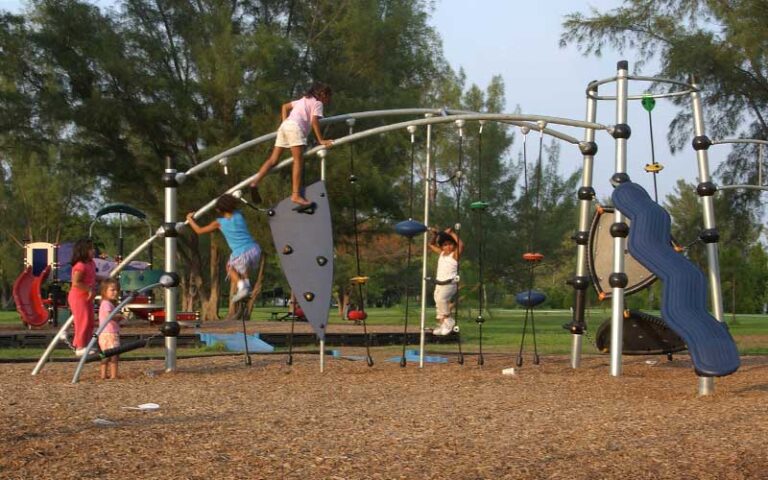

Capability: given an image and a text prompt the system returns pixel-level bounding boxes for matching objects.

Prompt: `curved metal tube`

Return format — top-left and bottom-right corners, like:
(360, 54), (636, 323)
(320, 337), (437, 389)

(71, 281), (165, 383)
(587, 75), (699, 101)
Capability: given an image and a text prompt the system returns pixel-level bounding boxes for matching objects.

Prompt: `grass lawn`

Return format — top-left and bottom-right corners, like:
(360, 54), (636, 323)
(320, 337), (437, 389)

(2, 305), (766, 359)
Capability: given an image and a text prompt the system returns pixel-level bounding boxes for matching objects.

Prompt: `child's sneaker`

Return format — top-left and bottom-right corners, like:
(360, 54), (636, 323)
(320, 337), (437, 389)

(442, 317), (456, 334)
(231, 287), (250, 303)
(75, 348), (96, 357)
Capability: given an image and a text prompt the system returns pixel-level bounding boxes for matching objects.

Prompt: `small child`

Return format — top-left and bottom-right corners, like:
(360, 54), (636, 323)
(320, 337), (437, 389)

(98, 278), (124, 380)
(186, 194), (262, 303)
(428, 227), (464, 335)
(68, 238), (97, 356)
(250, 83), (334, 206)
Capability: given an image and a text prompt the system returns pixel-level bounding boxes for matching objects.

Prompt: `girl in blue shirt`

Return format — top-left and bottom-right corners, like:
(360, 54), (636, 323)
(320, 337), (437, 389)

(187, 194), (261, 303)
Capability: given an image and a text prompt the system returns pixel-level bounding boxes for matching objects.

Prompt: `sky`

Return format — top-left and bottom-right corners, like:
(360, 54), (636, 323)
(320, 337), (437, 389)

(429, 0), (729, 201)
(0, 0), (730, 201)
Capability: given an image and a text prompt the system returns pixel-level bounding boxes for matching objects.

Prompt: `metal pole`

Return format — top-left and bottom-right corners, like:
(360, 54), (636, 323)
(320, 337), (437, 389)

(690, 82), (724, 322)
(570, 83), (599, 369)
(31, 315), (74, 375)
(418, 115), (433, 368)
(317, 148), (328, 374)
(164, 156), (178, 372)
(610, 61), (630, 377)
(72, 281), (166, 383)
(691, 80), (723, 396)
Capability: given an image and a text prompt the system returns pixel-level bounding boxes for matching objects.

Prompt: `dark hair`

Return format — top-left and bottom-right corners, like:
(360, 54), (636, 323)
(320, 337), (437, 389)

(70, 238), (94, 266)
(305, 82), (332, 100)
(436, 232), (456, 247)
(215, 193), (239, 214)
(100, 278), (120, 298)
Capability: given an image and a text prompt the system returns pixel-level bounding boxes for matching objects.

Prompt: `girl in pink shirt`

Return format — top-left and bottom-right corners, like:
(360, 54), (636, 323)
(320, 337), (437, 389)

(68, 238), (97, 356)
(98, 278), (124, 380)
(251, 83), (334, 206)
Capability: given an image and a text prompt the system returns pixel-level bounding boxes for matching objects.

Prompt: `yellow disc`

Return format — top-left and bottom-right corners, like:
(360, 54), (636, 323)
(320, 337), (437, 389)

(350, 276), (369, 285)
(645, 163), (664, 173)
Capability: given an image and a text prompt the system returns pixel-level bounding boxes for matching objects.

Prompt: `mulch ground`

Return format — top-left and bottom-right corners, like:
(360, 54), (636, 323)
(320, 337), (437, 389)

(1, 348), (767, 479)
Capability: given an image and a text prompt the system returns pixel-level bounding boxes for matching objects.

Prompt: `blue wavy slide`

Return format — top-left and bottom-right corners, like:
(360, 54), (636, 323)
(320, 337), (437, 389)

(612, 182), (740, 377)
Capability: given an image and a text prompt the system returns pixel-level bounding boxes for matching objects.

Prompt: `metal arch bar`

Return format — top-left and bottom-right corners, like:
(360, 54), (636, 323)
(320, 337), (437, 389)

(183, 108), (590, 178)
(305, 114), (608, 156)
(586, 75), (699, 101)
(718, 184), (768, 192)
(52, 112), (603, 305)
(184, 108), (452, 177)
(711, 138), (768, 146)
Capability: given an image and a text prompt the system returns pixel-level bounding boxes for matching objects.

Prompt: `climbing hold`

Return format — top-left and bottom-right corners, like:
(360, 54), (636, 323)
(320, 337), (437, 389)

(303, 292), (315, 302)
(641, 95), (656, 112)
(470, 201), (489, 210)
(644, 163), (664, 173)
(394, 219), (427, 238)
(515, 290), (546, 308)
(350, 276), (369, 285)
(316, 256), (328, 266)
(282, 245), (293, 255)
(522, 252), (544, 262)
(348, 310), (368, 321)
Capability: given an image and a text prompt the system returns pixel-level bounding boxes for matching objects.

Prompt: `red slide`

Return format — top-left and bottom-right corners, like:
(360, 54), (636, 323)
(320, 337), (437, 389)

(13, 265), (51, 327)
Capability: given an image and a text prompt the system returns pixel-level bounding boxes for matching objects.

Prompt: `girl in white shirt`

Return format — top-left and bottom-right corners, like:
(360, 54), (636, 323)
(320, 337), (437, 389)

(428, 227), (464, 335)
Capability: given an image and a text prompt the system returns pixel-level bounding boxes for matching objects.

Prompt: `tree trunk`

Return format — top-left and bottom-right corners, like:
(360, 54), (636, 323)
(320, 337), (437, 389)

(200, 241), (221, 321)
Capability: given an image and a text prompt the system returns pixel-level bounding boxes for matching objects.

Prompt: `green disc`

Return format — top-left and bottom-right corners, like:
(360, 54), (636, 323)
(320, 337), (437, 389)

(641, 96), (656, 112)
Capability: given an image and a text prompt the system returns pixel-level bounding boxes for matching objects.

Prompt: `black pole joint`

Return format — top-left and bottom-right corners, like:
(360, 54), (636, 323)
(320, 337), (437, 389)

(610, 222), (629, 238)
(692, 135), (712, 151)
(609, 272), (628, 288)
(699, 228), (720, 244)
(696, 181), (717, 197)
(577, 186), (595, 201)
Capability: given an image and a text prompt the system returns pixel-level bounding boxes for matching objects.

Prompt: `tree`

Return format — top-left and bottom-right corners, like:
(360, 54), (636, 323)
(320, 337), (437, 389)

(561, 0), (768, 147)
(0, 0), (450, 318)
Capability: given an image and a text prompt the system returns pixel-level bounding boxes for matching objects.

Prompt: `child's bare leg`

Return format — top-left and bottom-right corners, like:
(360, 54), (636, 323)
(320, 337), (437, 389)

(228, 265), (242, 283)
(109, 358), (118, 379)
(100, 360), (108, 380)
(251, 146), (285, 187)
(289, 146), (310, 205)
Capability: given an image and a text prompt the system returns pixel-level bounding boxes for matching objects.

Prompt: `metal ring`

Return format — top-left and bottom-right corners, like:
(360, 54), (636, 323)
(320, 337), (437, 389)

(586, 75), (699, 101)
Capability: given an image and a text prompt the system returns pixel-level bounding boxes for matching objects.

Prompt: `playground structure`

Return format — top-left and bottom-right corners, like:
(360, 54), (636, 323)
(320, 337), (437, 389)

(28, 60), (759, 394)
(13, 204), (200, 330)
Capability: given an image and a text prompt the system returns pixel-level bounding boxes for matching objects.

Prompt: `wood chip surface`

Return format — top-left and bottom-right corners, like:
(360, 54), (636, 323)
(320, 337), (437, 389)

(1, 352), (767, 479)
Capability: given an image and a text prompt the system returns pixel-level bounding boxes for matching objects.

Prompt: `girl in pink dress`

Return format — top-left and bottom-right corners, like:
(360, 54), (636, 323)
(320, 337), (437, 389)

(250, 83), (334, 206)
(98, 278), (124, 380)
(68, 239), (97, 356)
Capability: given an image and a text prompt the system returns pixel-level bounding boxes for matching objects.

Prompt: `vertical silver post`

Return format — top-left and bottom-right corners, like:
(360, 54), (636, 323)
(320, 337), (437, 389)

(698, 376), (714, 396)
(571, 83), (599, 369)
(691, 80), (722, 395)
(690, 83), (724, 322)
(418, 115), (433, 368)
(164, 156), (178, 372)
(610, 61), (630, 377)
(317, 146), (329, 374)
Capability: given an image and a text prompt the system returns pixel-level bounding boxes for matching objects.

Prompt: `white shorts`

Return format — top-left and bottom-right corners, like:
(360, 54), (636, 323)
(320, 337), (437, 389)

(275, 120), (306, 148)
